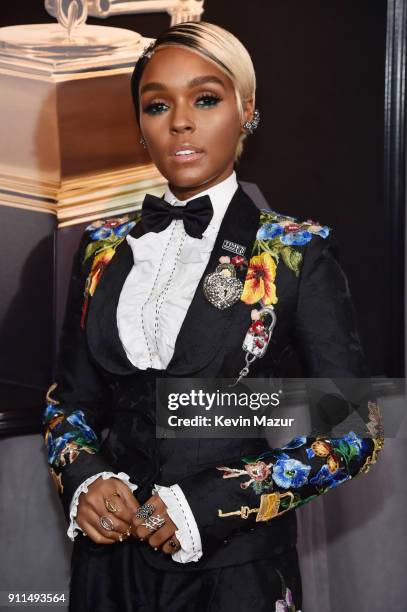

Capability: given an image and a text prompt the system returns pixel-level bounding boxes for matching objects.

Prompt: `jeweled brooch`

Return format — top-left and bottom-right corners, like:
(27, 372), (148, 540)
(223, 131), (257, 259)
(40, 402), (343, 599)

(203, 259), (244, 309)
(203, 253), (278, 385)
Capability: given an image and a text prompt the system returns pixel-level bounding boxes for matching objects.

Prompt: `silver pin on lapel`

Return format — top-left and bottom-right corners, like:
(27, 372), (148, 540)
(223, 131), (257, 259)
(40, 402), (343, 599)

(222, 240), (246, 256)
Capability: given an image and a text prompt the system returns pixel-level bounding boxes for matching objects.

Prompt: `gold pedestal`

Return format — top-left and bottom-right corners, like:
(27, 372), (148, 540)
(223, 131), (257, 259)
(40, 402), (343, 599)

(0, 23), (166, 226)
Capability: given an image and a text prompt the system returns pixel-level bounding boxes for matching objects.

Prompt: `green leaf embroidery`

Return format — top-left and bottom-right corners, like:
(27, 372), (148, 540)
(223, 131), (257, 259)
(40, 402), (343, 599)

(84, 240), (105, 263)
(281, 246), (303, 276)
(242, 455), (263, 464)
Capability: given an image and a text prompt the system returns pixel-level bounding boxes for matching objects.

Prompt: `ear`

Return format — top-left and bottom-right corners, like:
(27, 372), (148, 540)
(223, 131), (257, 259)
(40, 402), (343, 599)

(240, 97), (255, 134)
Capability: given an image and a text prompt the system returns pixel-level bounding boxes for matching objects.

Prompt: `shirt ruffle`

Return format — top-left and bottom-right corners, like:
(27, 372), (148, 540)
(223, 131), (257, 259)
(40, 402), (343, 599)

(117, 226), (216, 370)
(152, 483), (203, 563)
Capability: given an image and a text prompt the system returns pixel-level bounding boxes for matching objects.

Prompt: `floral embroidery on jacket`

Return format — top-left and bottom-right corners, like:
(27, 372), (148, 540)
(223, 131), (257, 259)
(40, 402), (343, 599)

(275, 587), (300, 612)
(216, 402), (383, 520)
(240, 252), (278, 305)
(80, 213), (141, 328)
(43, 392), (100, 493)
(240, 210), (330, 307)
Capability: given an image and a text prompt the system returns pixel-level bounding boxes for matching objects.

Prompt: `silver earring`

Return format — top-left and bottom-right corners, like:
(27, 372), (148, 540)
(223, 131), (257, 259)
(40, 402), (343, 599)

(243, 109), (260, 134)
(139, 137), (147, 148)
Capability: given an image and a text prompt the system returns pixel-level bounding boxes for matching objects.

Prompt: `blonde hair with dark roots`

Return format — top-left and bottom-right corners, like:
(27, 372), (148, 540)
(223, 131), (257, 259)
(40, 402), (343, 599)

(131, 21), (256, 161)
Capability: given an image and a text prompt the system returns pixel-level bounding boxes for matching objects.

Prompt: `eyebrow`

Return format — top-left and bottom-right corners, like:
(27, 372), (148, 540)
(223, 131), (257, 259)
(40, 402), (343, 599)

(140, 75), (225, 95)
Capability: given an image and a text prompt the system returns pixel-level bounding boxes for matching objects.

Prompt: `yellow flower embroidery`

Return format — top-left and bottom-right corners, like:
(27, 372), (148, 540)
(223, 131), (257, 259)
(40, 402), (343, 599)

(87, 247), (116, 297)
(241, 252), (278, 305)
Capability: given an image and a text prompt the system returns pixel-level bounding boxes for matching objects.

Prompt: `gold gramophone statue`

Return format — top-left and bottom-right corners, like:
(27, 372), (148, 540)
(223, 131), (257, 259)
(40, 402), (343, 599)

(0, 1), (204, 413)
(0, 0), (204, 227)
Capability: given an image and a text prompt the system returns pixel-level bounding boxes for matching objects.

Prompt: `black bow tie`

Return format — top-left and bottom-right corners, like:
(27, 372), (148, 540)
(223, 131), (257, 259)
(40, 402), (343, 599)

(141, 193), (213, 239)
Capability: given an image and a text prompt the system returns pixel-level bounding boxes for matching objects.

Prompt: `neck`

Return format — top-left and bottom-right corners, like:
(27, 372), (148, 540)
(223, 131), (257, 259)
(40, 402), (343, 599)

(168, 167), (235, 201)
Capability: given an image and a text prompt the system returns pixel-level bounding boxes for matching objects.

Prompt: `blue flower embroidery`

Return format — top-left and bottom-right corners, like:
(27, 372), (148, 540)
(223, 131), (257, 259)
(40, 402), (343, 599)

(272, 458), (311, 489)
(67, 410), (98, 443)
(88, 226), (114, 241)
(256, 217), (330, 247)
(257, 223), (284, 240)
(46, 431), (76, 465)
(281, 437), (307, 450)
(87, 219), (137, 242)
(314, 226), (329, 238)
(310, 464), (350, 489)
(42, 405), (64, 427)
(333, 431), (363, 452)
(115, 220), (137, 237)
(280, 230), (313, 246)
(306, 447), (315, 459)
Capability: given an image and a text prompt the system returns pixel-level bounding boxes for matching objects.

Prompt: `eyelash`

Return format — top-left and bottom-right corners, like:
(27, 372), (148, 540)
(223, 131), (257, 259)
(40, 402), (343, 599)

(195, 93), (222, 108)
(142, 93), (222, 115)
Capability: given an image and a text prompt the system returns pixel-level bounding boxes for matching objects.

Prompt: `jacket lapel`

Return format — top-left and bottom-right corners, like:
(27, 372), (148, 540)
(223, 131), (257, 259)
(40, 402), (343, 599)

(166, 185), (260, 375)
(86, 219), (144, 376)
(86, 185), (260, 377)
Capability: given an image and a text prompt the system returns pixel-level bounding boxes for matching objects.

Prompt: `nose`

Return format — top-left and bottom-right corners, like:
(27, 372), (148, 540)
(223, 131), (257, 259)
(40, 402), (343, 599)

(169, 100), (195, 134)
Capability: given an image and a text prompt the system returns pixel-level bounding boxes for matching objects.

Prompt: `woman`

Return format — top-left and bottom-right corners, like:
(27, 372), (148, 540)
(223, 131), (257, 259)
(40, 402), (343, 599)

(43, 22), (383, 611)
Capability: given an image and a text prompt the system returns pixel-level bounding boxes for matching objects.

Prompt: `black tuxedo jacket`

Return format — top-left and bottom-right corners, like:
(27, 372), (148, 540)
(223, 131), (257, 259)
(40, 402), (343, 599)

(43, 185), (382, 571)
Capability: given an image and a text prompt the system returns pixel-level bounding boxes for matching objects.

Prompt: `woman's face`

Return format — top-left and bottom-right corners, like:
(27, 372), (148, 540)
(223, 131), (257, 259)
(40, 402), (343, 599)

(138, 45), (252, 200)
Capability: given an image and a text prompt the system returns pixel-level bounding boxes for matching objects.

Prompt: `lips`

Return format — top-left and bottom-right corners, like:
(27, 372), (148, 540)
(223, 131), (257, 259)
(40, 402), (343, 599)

(171, 144), (204, 163)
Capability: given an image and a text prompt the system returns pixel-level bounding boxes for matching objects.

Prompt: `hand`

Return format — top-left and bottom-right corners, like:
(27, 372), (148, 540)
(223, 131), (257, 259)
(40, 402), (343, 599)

(131, 494), (181, 555)
(76, 477), (140, 544)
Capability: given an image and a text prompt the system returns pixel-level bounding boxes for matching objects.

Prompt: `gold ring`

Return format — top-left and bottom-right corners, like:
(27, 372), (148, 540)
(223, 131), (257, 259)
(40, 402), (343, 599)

(118, 525), (132, 542)
(105, 494), (120, 513)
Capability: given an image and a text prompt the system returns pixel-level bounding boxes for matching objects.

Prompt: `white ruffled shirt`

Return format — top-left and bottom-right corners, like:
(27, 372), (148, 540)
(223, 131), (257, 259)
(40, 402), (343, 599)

(68, 172), (238, 563)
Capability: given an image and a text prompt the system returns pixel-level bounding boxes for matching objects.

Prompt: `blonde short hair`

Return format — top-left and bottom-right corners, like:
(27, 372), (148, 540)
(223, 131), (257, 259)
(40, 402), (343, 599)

(131, 21), (256, 160)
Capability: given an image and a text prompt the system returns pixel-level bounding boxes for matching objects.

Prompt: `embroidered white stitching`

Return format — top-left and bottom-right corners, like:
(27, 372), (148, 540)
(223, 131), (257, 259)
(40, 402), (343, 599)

(154, 221), (186, 356)
(169, 484), (198, 555)
(140, 223), (177, 367)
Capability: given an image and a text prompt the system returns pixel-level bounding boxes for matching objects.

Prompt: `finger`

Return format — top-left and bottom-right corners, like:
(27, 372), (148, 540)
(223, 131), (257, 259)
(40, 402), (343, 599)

(133, 512), (168, 541)
(102, 489), (137, 524)
(131, 496), (164, 530)
(115, 484), (140, 515)
(148, 522), (176, 549)
(84, 504), (131, 541)
(87, 492), (133, 535)
(161, 535), (181, 555)
(79, 520), (115, 545)
(95, 512), (133, 538)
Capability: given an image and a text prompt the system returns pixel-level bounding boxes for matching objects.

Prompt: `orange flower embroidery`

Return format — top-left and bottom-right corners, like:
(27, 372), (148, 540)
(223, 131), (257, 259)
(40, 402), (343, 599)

(241, 252), (278, 305)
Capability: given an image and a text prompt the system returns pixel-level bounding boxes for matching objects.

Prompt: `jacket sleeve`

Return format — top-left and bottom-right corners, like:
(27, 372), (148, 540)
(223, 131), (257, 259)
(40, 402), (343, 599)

(176, 233), (384, 551)
(42, 231), (115, 521)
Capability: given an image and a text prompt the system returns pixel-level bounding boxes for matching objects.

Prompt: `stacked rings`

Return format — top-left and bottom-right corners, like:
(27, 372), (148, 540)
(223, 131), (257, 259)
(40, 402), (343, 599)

(141, 514), (165, 533)
(134, 503), (155, 520)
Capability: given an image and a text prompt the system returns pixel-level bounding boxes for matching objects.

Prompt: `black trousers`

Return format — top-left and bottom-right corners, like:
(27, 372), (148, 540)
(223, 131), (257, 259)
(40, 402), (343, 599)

(69, 536), (302, 612)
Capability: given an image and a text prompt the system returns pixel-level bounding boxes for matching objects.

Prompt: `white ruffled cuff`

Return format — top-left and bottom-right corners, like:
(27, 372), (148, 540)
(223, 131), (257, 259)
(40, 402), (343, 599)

(67, 471), (138, 541)
(152, 483), (203, 563)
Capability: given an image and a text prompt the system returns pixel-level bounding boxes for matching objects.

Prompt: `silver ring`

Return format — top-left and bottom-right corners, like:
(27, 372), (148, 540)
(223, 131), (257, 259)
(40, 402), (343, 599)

(99, 515), (115, 531)
(141, 514), (166, 533)
(135, 503), (155, 520)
